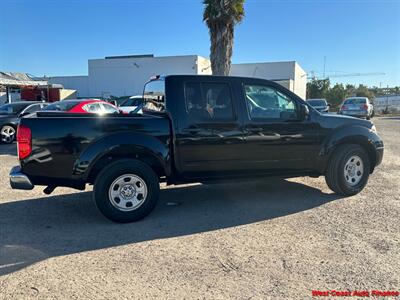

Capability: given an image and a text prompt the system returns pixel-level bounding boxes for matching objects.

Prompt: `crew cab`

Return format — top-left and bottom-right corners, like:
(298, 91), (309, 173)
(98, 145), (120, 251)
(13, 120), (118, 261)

(10, 75), (384, 223)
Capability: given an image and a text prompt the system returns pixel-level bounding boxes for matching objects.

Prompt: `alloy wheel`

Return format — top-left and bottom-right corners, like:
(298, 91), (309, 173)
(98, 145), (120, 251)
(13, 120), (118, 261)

(1, 126), (16, 143)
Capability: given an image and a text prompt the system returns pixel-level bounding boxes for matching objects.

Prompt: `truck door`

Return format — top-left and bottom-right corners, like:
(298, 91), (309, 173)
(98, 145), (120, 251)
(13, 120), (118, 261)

(175, 80), (246, 178)
(240, 80), (320, 172)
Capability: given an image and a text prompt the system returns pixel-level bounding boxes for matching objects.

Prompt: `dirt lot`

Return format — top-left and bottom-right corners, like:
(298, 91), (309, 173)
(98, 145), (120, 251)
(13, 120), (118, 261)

(0, 117), (399, 299)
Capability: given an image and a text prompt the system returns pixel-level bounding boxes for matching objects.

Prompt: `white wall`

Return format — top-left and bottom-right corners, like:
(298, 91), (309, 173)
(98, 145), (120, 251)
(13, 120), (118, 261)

(230, 61), (307, 99)
(231, 61), (295, 79)
(48, 56), (307, 99)
(374, 95), (400, 113)
(49, 76), (89, 98)
(59, 89), (77, 100)
(88, 55), (202, 97)
(273, 79), (294, 93)
(293, 62), (307, 99)
(196, 56), (212, 75)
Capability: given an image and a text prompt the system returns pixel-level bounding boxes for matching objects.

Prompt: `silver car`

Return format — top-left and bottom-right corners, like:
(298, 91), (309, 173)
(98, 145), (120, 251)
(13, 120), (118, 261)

(339, 97), (374, 120)
(118, 95), (144, 114)
(307, 98), (330, 113)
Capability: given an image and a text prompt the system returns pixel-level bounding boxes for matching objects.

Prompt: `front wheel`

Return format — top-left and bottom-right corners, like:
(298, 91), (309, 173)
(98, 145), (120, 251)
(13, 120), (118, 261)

(93, 159), (160, 223)
(325, 144), (370, 196)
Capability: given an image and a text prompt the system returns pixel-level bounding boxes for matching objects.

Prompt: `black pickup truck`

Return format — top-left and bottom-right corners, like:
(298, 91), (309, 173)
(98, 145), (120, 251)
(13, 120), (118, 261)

(10, 75), (384, 222)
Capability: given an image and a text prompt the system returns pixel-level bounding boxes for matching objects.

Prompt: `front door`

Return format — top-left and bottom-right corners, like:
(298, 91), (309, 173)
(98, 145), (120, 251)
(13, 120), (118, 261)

(241, 80), (320, 172)
(176, 80), (246, 179)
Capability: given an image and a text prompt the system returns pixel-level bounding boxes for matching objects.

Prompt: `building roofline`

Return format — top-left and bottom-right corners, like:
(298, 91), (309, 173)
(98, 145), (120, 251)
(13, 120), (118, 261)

(89, 54), (205, 62)
(232, 60), (297, 66)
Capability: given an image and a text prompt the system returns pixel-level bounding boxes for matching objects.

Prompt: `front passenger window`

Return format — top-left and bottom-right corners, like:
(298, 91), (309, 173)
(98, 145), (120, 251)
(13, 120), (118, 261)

(244, 84), (297, 121)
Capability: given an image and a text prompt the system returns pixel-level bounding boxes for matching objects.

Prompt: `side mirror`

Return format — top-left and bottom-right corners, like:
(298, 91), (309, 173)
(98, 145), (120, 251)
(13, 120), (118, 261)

(327, 103), (331, 107)
(299, 103), (310, 121)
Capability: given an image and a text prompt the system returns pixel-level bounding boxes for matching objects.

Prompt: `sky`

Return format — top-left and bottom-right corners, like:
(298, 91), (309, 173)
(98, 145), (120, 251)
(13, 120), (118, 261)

(0, 0), (399, 87)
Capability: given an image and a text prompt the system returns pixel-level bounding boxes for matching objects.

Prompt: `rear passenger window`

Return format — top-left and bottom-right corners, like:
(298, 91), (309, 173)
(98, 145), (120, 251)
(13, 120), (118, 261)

(83, 103), (102, 113)
(185, 82), (234, 121)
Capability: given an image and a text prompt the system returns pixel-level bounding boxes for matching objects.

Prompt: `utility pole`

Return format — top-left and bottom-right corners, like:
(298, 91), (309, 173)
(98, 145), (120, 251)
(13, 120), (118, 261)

(386, 84), (389, 113)
(323, 56), (326, 79)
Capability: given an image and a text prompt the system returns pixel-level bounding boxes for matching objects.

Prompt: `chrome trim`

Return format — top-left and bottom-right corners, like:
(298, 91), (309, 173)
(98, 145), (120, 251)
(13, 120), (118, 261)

(9, 166), (34, 190)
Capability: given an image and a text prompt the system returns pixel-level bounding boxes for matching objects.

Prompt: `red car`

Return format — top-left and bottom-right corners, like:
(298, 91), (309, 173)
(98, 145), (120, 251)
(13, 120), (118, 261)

(44, 99), (123, 114)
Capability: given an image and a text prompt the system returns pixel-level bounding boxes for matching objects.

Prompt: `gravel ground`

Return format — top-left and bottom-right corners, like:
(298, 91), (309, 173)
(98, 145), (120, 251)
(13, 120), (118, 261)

(0, 117), (399, 299)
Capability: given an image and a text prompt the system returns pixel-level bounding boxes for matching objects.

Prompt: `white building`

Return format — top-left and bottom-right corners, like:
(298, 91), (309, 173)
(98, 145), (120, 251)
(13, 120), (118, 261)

(230, 61), (307, 99)
(373, 94), (400, 113)
(50, 54), (307, 99)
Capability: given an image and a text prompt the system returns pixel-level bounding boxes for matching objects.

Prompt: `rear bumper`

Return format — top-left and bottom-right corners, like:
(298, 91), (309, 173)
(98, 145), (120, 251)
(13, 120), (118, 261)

(340, 110), (368, 117)
(9, 166), (34, 190)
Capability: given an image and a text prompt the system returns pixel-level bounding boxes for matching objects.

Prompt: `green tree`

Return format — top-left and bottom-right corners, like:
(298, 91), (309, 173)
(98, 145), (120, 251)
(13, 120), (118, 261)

(203, 0), (245, 75)
(345, 84), (356, 97)
(326, 83), (346, 108)
(306, 79), (330, 99)
(356, 84), (375, 100)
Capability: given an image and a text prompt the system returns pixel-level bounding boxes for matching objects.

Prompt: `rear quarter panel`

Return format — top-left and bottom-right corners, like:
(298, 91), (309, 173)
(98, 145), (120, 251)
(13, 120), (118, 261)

(20, 114), (170, 185)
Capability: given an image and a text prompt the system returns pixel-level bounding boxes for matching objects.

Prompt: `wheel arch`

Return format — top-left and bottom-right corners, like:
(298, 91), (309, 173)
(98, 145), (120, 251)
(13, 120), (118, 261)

(319, 126), (379, 173)
(72, 132), (171, 183)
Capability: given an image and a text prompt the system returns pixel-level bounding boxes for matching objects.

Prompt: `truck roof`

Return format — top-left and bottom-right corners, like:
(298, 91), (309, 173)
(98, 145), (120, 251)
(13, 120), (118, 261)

(149, 74), (280, 85)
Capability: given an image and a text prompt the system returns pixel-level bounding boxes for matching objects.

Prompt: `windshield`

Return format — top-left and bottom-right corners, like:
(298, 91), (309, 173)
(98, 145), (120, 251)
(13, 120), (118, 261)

(307, 99), (327, 106)
(344, 98), (366, 105)
(44, 101), (80, 111)
(121, 98), (143, 107)
(0, 103), (30, 115)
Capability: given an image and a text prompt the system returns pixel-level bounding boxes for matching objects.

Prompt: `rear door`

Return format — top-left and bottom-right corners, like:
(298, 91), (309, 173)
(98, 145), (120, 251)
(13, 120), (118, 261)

(175, 78), (246, 178)
(241, 79), (320, 171)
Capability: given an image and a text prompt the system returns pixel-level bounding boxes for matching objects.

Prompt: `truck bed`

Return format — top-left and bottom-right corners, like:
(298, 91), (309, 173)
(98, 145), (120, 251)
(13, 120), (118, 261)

(19, 112), (171, 187)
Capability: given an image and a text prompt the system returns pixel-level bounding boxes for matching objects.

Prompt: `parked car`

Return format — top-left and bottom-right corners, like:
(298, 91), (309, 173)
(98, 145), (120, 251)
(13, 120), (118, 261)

(107, 97), (128, 107)
(44, 99), (123, 114)
(0, 101), (48, 144)
(339, 97), (374, 119)
(10, 75), (383, 223)
(306, 98), (330, 113)
(118, 95), (144, 114)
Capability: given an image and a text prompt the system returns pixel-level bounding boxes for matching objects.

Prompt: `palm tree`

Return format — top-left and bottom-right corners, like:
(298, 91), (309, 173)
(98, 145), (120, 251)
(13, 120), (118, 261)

(203, 0), (245, 76)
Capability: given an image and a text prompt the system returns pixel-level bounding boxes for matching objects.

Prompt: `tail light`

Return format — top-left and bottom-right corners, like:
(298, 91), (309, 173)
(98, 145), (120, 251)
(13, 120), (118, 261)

(341, 105), (347, 110)
(361, 104), (368, 110)
(17, 124), (32, 159)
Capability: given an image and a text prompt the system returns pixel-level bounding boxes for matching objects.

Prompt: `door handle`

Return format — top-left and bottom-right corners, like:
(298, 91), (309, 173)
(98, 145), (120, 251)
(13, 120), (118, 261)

(247, 127), (263, 133)
(183, 128), (202, 134)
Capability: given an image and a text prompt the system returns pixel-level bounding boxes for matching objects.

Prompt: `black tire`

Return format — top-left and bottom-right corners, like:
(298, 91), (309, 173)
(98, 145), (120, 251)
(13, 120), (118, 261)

(366, 115), (371, 120)
(0, 125), (16, 144)
(93, 159), (160, 223)
(325, 144), (370, 196)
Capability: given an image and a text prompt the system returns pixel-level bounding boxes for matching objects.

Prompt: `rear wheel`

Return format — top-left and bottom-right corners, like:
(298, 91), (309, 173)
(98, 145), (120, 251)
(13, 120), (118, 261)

(1, 125), (16, 144)
(325, 144), (370, 196)
(93, 159), (160, 223)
